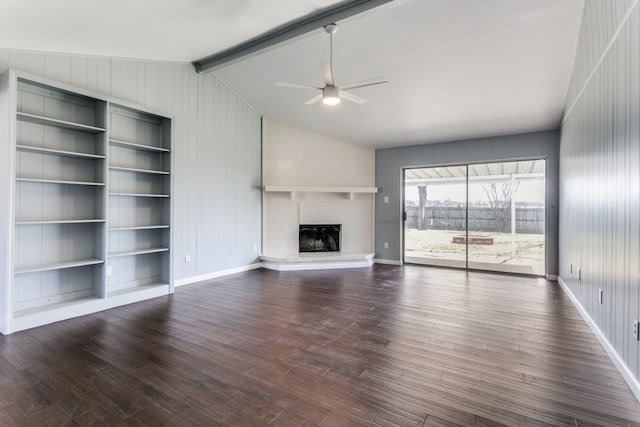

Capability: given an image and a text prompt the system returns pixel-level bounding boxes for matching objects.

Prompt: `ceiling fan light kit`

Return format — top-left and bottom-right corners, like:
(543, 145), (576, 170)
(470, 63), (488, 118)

(276, 23), (388, 106)
(322, 86), (341, 105)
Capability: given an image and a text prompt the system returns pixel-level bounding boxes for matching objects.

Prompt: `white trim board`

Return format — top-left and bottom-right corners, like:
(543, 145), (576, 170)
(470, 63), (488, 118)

(562, 0), (640, 123)
(174, 263), (263, 287)
(557, 277), (640, 402)
(12, 285), (170, 333)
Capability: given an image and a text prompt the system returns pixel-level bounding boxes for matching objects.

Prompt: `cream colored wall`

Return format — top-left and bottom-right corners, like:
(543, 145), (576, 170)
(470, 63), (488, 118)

(262, 119), (375, 256)
(262, 119), (374, 187)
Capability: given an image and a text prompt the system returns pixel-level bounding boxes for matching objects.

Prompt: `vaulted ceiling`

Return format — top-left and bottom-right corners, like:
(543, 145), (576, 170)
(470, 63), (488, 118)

(0, 0), (346, 62)
(0, 0), (585, 149)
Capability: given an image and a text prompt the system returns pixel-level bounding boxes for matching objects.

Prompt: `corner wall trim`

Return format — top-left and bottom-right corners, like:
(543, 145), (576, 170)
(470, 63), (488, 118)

(545, 274), (558, 281)
(562, 0), (640, 123)
(174, 263), (263, 287)
(557, 277), (640, 402)
(374, 258), (402, 266)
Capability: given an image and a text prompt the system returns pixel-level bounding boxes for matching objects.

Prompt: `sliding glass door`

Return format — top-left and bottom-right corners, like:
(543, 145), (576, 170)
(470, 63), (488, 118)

(466, 160), (546, 275)
(403, 159), (545, 275)
(404, 165), (467, 269)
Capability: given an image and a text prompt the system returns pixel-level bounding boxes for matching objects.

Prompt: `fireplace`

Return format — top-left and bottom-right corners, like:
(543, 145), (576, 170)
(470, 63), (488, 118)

(299, 224), (341, 253)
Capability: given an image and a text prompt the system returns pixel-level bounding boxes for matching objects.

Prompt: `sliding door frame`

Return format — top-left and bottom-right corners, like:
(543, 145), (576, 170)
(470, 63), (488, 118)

(401, 157), (547, 277)
(401, 161), (470, 269)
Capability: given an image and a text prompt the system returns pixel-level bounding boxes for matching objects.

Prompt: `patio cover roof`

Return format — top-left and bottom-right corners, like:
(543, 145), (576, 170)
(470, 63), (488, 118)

(405, 159), (545, 184)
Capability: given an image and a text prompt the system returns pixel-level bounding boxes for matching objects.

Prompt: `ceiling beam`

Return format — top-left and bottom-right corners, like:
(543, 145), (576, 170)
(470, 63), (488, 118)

(193, 0), (395, 73)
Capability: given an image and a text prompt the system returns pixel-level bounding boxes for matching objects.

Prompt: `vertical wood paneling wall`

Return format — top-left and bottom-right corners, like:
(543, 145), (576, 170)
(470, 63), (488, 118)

(559, 0), (640, 383)
(0, 50), (262, 282)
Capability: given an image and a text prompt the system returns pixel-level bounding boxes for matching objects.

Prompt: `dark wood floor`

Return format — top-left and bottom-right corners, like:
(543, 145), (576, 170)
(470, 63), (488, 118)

(1, 265), (640, 426)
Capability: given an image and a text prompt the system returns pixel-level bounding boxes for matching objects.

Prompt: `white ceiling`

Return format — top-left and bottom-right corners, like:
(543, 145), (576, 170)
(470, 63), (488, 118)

(216, 0), (585, 149)
(0, 0), (345, 62)
(0, 0), (584, 150)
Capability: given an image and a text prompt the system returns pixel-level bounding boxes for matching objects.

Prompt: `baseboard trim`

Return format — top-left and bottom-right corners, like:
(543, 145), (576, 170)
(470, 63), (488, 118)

(557, 277), (640, 402)
(374, 258), (402, 266)
(545, 274), (558, 281)
(174, 263), (263, 287)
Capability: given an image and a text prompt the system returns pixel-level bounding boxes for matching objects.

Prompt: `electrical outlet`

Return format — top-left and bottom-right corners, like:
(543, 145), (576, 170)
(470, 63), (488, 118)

(384, 242), (389, 249)
(253, 244), (258, 252)
(384, 196), (389, 204)
(185, 253), (191, 263)
(106, 266), (112, 277)
(598, 289), (603, 304)
(633, 319), (639, 341)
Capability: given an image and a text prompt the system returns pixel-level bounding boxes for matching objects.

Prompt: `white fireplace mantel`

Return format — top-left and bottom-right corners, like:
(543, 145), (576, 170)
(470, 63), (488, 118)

(264, 185), (378, 200)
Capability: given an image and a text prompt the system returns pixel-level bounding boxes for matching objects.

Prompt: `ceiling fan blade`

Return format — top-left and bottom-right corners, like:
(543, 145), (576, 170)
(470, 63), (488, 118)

(276, 82), (320, 91)
(340, 77), (388, 90)
(321, 62), (335, 87)
(341, 91), (367, 104)
(304, 94), (323, 105)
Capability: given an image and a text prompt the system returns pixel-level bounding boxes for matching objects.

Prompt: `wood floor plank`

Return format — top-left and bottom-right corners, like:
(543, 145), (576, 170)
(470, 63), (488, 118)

(0, 265), (639, 425)
(0, 403), (35, 427)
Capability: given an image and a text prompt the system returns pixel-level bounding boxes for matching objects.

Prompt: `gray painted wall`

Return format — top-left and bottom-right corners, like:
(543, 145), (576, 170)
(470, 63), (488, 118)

(0, 50), (262, 282)
(375, 130), (560, 275)
(559, 0), (640, 380)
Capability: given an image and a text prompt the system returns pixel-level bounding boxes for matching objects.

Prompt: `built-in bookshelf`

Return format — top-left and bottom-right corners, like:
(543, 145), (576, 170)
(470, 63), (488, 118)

(107, 104), (171, 298)
(0, 69), (172, 334)
(12, 76), (107, 325)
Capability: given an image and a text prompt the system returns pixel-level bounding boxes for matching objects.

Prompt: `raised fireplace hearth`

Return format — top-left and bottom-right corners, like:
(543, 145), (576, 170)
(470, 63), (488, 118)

(261, 252), (374, 271)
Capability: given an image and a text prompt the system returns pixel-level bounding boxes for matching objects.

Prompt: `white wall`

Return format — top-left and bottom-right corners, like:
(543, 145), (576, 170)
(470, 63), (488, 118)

(262, 119), (375, 256)
(263, 119), (374, 187)
(0, 49), (262, 282)
(559, 0), (640, 394)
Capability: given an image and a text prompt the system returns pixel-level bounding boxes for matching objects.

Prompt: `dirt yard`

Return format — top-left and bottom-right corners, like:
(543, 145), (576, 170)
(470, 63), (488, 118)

(404, 229), (544, 274)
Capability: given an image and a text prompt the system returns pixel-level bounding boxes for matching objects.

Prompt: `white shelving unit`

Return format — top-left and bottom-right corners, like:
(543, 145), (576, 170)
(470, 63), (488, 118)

(15, 220), (106, 225)
(0, 69), (173, 334)
(107, 104), (171, 298)
(10, 75), (108, 328)
(16, 111), (107, 133)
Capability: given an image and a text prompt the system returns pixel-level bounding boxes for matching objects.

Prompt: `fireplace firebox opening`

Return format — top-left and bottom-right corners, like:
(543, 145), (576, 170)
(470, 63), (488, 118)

(299, 224), (341, 253)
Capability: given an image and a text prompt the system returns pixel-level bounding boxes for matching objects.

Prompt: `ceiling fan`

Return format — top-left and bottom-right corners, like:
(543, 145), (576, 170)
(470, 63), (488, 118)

(276, 23), (388, 106)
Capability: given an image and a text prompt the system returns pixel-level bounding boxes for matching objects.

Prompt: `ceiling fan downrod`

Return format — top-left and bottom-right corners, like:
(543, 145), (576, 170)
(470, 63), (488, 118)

(324, 23), (338, 87)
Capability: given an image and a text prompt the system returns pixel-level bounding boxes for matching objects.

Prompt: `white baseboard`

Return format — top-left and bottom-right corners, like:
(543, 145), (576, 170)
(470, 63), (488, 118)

(174, 263), (263, 287)
(374, 258), (402, 266)
(545, 274), (558, 281)
(557, 277), (640, 402)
